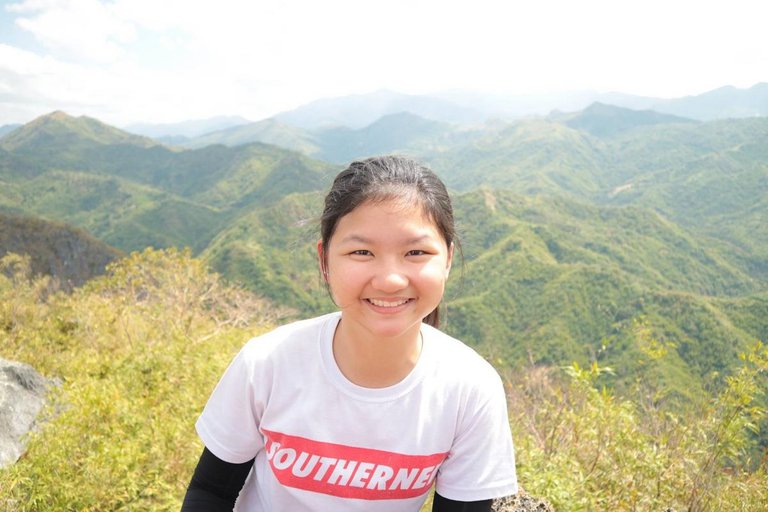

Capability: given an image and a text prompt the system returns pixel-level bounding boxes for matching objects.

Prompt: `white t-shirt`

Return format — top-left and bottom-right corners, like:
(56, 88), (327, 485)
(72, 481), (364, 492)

(196, 312), (517, 511)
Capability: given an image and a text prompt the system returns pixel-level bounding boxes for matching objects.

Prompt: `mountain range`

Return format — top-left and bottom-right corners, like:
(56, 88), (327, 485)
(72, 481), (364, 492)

(1, 101), (766, 403)
(102, 83), (768, 145)
(265, 83), (768, 129)
(125, 115), (252, 143)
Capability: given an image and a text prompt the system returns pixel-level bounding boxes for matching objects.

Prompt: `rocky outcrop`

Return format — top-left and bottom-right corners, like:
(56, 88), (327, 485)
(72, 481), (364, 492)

(0, 358), (56, 468)
(0, 213), (122, 290)
(493, 490), (556, 512)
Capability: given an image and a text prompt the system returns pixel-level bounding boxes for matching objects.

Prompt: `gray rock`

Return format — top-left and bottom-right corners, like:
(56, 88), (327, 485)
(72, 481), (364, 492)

(493, 490), (556, 512)
(0, 358), (56, 468)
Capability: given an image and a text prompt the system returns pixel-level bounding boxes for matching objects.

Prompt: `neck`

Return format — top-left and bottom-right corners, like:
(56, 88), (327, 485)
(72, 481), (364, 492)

(332, 319), (423, 388)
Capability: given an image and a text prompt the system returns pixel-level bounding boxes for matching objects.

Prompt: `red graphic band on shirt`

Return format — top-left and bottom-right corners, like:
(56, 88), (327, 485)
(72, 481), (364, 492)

(262, 429), (448, 500)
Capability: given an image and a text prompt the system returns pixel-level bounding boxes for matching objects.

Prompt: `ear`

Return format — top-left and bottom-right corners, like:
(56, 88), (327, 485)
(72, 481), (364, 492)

(445, 242), (454, 278)
(317, 240), (328, 282)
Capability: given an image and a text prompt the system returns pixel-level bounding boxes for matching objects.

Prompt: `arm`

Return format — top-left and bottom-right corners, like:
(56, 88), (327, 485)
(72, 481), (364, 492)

(433, 364), (517, 505)
(432, 492), (493, 512)
(180, 447), (254, 512)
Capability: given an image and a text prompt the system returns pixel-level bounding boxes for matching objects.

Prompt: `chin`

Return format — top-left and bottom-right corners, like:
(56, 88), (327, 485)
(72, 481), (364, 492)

(366, 318), (424, 340)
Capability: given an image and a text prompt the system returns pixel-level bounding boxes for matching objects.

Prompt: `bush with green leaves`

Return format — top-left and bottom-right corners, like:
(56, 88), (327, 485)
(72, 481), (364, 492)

(507, 345), (768, 511)
(0, 248), (280, 511)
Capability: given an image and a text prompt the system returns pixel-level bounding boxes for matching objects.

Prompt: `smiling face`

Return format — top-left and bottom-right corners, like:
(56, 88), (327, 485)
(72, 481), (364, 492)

(319, 198), (453, 345)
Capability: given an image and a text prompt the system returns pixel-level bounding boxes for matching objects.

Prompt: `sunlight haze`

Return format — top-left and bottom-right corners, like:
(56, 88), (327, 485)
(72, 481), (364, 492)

(0, 0), (766, 125)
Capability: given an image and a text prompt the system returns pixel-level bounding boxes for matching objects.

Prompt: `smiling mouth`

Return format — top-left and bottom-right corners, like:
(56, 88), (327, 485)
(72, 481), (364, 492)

(367, 298), (412, 308)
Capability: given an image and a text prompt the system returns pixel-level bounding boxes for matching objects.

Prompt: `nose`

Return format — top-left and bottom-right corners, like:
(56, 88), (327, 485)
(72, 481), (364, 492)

(371, 261), (408, 292)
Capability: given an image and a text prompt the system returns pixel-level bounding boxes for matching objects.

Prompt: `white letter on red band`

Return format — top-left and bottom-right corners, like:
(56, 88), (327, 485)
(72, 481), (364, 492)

(263, 429), (448, 500)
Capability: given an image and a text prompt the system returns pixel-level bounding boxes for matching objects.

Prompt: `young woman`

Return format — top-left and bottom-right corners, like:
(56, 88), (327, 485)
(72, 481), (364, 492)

(181, 156), (517, 511)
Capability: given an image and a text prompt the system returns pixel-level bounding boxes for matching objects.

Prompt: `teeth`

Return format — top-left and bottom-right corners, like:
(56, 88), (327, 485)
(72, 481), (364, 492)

(369, 298), (409, 308)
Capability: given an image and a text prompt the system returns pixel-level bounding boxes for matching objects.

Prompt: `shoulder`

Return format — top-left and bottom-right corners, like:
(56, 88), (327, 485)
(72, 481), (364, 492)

(421, 323), (504, 390)
(237, 312), (339, 364)
(211, 312), (339, 398)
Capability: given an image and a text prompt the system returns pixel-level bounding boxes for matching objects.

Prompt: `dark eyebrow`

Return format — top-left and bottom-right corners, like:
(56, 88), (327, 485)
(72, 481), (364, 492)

(338, 234), (372, 244)
(338, 234), (438, 245)
(405, 235), (437, 245)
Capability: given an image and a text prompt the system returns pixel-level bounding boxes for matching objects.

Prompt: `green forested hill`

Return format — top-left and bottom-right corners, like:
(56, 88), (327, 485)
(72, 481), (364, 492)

(553, 101), (697, 136)
(0, 112), (335, 252)
(432, 119), (607, 195)
(1, 108), (766, 404)
(446, 190), (764, 400)
(0, 111), (157, 154)
(429, 110), (768, 280)
(202, 191), (331, 315)
(0, 168), (230, 252)
(0, 111), (334, 206)
(598, 118), (768, 279)
(183, 117), (322, 154)
(310, 112), (469, 164)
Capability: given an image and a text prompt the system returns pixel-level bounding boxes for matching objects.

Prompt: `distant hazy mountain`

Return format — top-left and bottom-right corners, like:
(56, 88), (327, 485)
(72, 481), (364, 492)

(311, 112), (465, 163)
(548, 84), (768, 121)
(648, 83), (768, 120)
(274, 89), (486, 129)
(268, 84), (767, 130)
(0, 124), (22, 138)
(111, 83), (767, 145)
(125, 115), (251, 139)
(552, 102), (697, 137)
(434, 89), (619, 119)
(184, 117), (321, 154)
(183, 111), (477, 164)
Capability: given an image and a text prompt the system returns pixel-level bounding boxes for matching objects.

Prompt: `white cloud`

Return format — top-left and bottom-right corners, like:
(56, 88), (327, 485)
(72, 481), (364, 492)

(9, 0), (137, 62)
(1, 0), (767, 125)
(0, 43), (85, 107)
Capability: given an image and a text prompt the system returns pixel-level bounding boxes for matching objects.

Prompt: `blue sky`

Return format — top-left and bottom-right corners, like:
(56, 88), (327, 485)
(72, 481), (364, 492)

(1, 0), (766, 126)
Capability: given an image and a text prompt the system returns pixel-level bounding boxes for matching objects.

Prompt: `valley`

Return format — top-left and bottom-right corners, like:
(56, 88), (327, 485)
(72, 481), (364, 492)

(1, 102), (766, 403)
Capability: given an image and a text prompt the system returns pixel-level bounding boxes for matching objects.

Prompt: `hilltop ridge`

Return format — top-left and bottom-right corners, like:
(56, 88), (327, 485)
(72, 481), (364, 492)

(1, 111), (158, 153)
(552, 102), (697, 137)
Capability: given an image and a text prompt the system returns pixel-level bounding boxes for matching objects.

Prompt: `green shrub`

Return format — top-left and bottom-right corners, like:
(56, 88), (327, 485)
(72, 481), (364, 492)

(0, 248), (279, 511)
(507, 345), (768, 511)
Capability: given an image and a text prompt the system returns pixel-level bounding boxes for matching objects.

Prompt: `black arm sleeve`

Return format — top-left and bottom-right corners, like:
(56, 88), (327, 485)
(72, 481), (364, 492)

(179, 450), (491, 512)
(180, 447), (255, 512)
(432, 492), (493, 512)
